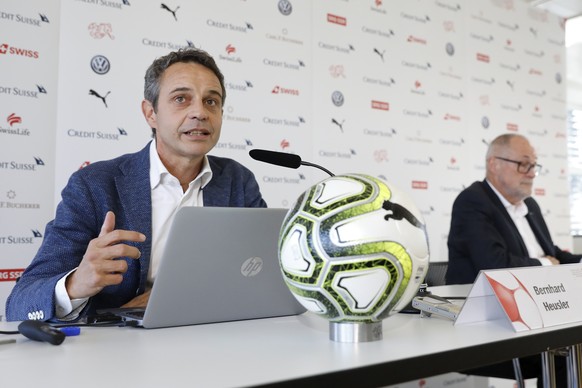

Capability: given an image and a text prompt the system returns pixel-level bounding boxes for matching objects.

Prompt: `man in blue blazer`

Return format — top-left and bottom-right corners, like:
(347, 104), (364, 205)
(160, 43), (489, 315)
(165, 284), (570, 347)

(6, 48), (266, 322)
(447, 133), (581, 285)
(446, 133), (580, 387)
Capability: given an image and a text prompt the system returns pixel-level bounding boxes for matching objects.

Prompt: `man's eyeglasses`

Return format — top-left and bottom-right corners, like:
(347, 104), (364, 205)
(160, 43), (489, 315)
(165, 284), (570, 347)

(495, 156), (542, 175)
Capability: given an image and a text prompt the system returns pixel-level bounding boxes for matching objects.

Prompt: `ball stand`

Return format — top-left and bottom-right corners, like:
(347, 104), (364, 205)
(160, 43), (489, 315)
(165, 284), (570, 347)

(329, 321), (383, 342)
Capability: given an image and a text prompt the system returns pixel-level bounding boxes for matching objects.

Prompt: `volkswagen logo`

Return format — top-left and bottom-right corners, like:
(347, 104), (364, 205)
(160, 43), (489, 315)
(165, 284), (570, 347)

(278, 0), (292, 16)
(91, 55), (110, 75)
(331, 90), (344, 107)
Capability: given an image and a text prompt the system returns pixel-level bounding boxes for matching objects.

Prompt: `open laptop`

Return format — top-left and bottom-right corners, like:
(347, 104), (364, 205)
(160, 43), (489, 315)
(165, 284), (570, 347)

(101, 207), (306, 328)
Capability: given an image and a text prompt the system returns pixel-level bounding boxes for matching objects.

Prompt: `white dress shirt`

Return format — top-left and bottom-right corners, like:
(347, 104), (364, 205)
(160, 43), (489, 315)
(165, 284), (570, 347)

(149, 140), (212, 283)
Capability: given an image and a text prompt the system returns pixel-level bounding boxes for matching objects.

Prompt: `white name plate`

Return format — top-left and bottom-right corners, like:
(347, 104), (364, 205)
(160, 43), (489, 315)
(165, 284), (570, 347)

(455, 263), (582, 332)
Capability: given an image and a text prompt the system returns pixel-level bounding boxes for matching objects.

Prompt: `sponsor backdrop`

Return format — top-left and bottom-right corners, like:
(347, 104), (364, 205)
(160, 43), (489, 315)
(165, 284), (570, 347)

(0, 1), (568, 386)
(0, 0), (569, 317)
(1, 1), (61, 319)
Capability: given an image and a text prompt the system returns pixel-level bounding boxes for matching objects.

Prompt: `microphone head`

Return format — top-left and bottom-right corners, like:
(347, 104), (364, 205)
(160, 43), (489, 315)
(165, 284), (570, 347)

(249, 149), (302, 169)
(18, 320), (66, 345)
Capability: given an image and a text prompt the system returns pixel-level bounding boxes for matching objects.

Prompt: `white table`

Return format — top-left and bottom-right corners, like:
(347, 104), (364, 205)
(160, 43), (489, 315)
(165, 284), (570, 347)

(1, 285), (581, 388)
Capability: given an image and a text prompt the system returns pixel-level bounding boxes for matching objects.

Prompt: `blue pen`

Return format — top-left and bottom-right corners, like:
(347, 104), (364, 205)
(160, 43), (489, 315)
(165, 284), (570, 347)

(59, 326), (81, 336)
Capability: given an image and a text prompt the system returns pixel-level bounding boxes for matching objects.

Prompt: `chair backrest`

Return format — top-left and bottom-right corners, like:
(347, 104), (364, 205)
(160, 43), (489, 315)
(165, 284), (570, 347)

(424, 261), (448, 286)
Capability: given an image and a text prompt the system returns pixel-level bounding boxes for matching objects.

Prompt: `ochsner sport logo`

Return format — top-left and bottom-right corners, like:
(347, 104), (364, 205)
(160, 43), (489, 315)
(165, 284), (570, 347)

(0, 43), (39, 58)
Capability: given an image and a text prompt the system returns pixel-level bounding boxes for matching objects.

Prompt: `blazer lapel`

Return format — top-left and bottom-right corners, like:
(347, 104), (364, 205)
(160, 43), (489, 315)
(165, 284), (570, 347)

(117, 143), (153, 293)
(525, 210), (554, 256)
(481, 180), (530, 256)
(202, 157), (230, 206)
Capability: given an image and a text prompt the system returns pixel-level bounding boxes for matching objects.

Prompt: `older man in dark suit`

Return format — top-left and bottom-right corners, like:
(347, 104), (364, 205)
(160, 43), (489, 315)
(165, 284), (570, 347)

(446, 133), (581, 387)
(447, 133), (581, 284)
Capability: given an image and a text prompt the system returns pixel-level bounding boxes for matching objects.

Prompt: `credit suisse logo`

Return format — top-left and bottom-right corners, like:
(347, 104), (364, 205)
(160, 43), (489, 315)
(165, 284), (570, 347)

(141, 37), (193, 51)
(67, 127), (128, 141)
(206, 18), (253, 33)
(226, 79), (253, 92)
(262, 173), (304, 185)
(76, 0), (130, 9)
(263, 57), (305, 71)
(0, 43), (39, 59)
(215, 140), (250, 152)
(263, 115), (304, 128)
(0, 157), (45, 172)
(0, 229), (42, 245)
(0, 11), (49, 26)
(319, 148), (355, 159)
(401, 11), (430, 23)
(0, 84), (46, 99)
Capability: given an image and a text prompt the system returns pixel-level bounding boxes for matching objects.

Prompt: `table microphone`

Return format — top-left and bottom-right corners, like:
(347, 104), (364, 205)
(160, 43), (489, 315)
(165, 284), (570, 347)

(249, 149), (335, 177)
(18, 320), (66, 345)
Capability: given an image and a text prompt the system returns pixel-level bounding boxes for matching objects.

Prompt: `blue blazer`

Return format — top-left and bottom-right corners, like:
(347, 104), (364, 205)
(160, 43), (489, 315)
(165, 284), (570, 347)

(446, 180), (581, 284)
(6, 142), (267, 321)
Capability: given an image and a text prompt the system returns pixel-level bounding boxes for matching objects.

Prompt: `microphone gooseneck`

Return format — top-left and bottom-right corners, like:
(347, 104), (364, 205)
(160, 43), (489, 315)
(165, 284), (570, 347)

(249, 149), (335, 177)
(299, 161), (335, 177)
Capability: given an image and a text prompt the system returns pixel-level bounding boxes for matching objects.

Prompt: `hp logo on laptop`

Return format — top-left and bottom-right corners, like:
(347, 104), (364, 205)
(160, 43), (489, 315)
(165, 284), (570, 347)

(241, 257), (263, 277)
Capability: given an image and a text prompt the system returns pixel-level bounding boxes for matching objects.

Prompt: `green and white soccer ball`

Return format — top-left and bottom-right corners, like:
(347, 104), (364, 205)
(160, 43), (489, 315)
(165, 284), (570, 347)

(278, 173), (429, 323)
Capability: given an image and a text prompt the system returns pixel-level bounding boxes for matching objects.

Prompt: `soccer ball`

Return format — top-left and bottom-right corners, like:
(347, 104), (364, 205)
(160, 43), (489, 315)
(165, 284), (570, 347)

(278, 173), (429, 323)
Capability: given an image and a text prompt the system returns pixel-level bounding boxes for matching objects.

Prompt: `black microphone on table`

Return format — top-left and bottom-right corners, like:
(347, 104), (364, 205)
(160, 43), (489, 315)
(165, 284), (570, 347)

(249, 149), (335, 177)
(18, 320), (66, 345)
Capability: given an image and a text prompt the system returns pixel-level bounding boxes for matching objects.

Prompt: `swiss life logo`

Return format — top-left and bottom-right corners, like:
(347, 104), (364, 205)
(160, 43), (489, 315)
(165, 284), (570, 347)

(7, 113), (22, 126)
(0, 43), (39, 59)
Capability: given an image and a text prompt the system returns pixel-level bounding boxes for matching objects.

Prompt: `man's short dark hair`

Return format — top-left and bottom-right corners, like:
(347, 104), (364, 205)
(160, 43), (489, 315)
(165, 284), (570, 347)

(144, 47), (226, 111)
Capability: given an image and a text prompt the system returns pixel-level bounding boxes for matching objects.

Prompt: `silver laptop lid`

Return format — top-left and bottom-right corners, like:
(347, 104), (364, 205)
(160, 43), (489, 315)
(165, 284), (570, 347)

(141, 207), (305, 328)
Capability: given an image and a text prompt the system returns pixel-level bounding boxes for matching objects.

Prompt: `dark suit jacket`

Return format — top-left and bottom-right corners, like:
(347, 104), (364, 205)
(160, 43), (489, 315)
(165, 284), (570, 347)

(446, 180), (580, 284)
(6, 142), (267, 321)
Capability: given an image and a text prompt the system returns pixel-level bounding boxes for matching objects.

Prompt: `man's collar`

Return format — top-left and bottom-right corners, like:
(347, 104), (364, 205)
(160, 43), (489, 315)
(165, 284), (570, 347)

(149, 139), (212, 189)
(485, 179), (528, 216)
